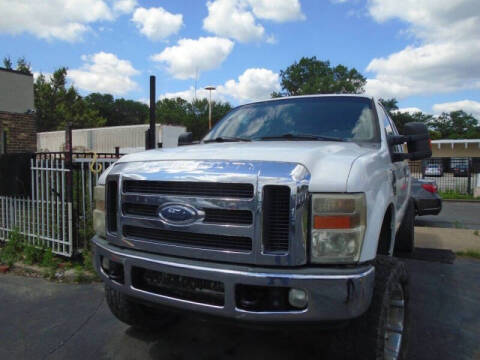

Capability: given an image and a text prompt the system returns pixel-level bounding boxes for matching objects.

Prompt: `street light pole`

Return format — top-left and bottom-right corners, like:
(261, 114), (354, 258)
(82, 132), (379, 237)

(205, 86), (216, 130)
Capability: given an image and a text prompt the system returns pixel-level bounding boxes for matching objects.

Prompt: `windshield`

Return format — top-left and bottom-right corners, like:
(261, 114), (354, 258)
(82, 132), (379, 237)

(203, 96), (379, 142)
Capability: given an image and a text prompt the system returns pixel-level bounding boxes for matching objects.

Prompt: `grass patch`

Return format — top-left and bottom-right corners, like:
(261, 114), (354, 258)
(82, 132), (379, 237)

(0, 229), (96, 281)
(456, 250), (480, 260)
(439, 191), (480, 200)
(474, 230), (479, 237)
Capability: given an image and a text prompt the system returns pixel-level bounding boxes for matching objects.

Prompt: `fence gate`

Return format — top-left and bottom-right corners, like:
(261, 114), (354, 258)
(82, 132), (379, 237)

(0, 152), (120, 257)
(73, 154), (118, 248)
(0, 156), (73, 256)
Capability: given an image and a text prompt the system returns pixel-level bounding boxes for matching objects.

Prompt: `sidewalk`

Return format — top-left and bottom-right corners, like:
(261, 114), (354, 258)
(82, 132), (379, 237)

(415, 227), (480, 252)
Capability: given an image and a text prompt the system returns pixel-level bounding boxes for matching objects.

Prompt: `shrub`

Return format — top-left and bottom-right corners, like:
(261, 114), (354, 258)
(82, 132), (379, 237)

(23, 244), (44, 265)
(0, 230), (25, 266)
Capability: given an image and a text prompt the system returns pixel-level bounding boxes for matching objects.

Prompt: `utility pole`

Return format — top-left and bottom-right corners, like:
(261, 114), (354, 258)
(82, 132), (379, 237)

(148, 75), (156, 149)
(204, 86), (216, 130)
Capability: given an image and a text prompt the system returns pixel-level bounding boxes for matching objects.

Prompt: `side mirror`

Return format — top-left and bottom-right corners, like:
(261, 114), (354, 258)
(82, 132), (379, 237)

(178, 132), (193, 146)
(388, 122), (432, 161)
(403, 122), (432, 160)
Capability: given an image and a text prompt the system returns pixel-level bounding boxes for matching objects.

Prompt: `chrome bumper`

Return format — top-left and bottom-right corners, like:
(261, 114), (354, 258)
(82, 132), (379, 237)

(92, 236), (375, 323)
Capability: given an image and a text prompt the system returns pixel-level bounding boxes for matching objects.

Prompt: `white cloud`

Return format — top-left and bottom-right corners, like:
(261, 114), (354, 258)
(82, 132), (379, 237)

(0, 0), (136, 42)
(433, 100), (480, 119)
(247, 0), (305, 22)
(392, 107), (423, 114)
(68, 52), (139, 95)
(159, 87), (223, 102)
(160, 68), (281, 104)
(33, 71), (53, 82)
(113, 0), (137, 14)
(131, 7), (183, 41)
(218, 68), (280, 102)
(202, 0), (304, 42)
(203, 0), (265, 43)
(364, 0), (480, 99)
(151, 37), (234, 79)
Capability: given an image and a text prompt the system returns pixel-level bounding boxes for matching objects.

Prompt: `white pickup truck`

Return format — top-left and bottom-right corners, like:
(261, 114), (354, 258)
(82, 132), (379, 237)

(91, 95), (431, 359)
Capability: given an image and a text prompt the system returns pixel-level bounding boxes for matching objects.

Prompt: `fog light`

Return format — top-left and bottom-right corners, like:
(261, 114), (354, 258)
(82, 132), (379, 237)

(288, 288), (308, 309)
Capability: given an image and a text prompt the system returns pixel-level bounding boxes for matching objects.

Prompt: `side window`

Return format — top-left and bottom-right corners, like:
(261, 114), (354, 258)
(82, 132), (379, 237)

(378, 105), (393, 135)
(386, 113), (405, 153)
(378, 104), (404, 153)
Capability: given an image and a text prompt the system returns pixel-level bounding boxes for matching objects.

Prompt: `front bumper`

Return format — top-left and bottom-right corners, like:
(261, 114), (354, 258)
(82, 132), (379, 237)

(92, 236), (375, 323)
(414, 196), (442, 216)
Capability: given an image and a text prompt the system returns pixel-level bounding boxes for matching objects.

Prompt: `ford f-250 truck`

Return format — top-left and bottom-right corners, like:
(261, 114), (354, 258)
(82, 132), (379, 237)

(91, 95), (431, 359)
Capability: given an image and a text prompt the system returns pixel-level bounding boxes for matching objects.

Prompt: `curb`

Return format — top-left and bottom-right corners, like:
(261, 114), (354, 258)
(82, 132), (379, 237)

(442, 199), (480, 203)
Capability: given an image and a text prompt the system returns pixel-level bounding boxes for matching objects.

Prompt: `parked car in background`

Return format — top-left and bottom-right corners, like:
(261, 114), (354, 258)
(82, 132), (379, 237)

(424, 163), (443, 177)
(411, 178), (442, 216)
(453, 163), (470, 177)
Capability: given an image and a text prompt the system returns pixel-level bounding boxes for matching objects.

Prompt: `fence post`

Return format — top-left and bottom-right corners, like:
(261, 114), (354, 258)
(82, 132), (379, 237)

(467, 157), (472, 195)
(65, 124), (77, 253)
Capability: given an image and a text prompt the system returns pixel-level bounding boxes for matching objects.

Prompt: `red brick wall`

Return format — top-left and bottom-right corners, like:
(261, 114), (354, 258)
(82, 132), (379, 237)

(0, 111), (36, 153)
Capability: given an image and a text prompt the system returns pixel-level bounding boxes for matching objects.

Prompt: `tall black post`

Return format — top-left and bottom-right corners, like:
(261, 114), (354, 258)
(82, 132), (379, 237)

(149, 75), (156, 149)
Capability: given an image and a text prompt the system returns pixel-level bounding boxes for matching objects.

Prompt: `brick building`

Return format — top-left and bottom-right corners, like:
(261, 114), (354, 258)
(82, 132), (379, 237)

(0, 68), (36, 153)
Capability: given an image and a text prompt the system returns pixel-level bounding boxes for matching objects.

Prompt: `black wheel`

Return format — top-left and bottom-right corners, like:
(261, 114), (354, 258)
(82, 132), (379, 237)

(105, 284), (177, 330)
(341, 256), (409, 360)
(394, 198), (415, 254)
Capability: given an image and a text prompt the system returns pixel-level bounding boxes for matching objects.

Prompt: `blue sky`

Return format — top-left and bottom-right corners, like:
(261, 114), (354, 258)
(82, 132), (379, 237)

(1, 0), (479, 118)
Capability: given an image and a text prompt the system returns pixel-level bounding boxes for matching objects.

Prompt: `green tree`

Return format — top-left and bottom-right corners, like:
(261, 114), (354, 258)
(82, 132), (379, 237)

(156, 97), (191, 126)
(85, 93), (149, 127)
(110, 98), (149, 126)
(2, 56), (13, 70)
(34, 68), (105, 131)
(429, 111), (480, 139)
(390, 111), (433, 135)
(84, 93), (115, 122)
(273, 57), (366, 97)
(379, 98), (399, 114)
(16, 57), (32, 75)
(155, 97), (232, 140)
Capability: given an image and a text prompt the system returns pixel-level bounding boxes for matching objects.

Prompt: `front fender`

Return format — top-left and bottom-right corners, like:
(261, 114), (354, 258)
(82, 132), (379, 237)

(347, 149), (396, 262)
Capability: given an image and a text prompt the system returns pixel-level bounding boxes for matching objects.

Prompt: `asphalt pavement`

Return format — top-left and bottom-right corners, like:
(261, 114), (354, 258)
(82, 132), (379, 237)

(415, 201), (480, 230)
(1, 257), (479, 360)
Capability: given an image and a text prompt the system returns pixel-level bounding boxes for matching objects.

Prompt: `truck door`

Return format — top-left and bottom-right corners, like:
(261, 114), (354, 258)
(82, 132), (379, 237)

(378, 105), (408, 212)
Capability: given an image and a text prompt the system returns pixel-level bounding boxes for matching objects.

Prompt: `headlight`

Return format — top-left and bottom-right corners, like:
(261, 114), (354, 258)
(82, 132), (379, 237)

(93, 185), (106, 238)
(311, 193), (366, 264)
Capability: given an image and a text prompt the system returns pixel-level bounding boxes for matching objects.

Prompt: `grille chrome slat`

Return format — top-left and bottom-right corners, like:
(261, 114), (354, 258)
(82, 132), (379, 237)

(123, 203), (253, 226)
(124, 180), (254, 198)
(123, 225), (252, 252)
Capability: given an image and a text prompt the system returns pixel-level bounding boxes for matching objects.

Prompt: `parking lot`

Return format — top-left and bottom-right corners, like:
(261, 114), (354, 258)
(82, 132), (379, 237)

(1, 256), (479, 360)
(415, 201), (480, 230)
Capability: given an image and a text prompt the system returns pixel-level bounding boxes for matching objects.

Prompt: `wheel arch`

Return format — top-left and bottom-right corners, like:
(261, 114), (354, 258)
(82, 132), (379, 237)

(377, 203), (395, 256)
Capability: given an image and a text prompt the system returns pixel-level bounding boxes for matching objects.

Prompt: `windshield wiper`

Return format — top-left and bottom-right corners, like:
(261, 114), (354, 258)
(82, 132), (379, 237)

(257, 133), (346, 142)
(204, 136), (252, 143)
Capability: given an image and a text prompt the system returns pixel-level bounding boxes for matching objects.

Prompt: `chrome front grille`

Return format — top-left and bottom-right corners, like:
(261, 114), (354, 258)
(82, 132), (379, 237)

(106, 160), (310, 266)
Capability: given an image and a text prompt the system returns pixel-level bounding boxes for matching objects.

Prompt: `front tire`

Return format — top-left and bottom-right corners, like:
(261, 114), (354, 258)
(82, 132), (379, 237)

(343, 256), (410, 360)
(105, 284), (177, 330)
(394, 198), (415, 254)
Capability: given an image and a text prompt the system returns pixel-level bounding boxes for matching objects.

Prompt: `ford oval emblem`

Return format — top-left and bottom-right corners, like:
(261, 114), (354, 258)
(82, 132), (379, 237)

(159, 204), (197, 224)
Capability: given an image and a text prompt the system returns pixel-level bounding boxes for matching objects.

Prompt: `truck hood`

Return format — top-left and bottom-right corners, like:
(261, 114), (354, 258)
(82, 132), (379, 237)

(117, 141), (378, 192)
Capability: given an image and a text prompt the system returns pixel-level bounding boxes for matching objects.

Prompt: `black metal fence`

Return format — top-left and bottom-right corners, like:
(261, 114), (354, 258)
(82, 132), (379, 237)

(409, 157), (479, 195)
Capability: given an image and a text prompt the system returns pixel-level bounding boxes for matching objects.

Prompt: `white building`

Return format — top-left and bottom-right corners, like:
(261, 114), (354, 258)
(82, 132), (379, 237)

(37, 124), (186, 153)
